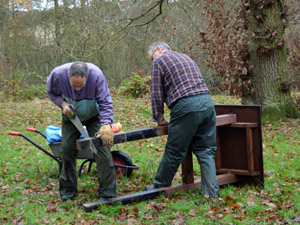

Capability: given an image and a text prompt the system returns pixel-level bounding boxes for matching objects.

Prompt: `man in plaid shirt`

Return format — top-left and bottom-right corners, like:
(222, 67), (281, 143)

(147, 41), (219, 197)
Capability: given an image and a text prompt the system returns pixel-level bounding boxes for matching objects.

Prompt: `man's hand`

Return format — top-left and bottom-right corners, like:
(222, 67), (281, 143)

(157, 114), (169, 127)
(61, 101), (74, 118)
(158, 119), (169, 127)
(98, 124), (114, 147)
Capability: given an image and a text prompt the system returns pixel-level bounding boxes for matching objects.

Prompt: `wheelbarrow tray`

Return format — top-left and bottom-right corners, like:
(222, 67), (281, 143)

(49, 142), (94, 159)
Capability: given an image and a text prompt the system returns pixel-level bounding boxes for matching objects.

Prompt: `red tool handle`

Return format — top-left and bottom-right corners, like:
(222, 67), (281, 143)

(8, 131), (20, 136)
(27, 128), (36, 132)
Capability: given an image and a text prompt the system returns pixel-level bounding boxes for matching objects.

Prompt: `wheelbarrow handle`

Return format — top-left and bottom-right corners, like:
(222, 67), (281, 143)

(27, 127), (47, 139)
(8, 130), (61, 167)
(9, 131), (20, 136)
(27, 128), (36, 132)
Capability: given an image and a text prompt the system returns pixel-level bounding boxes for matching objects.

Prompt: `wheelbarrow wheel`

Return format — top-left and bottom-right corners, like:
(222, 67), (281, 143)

(111, 151), (133, 178)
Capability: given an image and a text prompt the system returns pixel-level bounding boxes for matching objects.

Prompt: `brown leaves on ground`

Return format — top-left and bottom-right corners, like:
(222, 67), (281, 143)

(2, 96), (300, 224)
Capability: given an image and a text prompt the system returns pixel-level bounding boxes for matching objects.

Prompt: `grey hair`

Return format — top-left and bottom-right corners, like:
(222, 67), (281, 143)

(147, 41), (172, 53)
(68, 61), (88, 78)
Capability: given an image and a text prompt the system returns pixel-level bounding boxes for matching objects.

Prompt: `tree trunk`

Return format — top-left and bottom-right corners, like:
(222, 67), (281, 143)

(54, 0), (61, 46)
(243, 0), (299, 119)
(0, 0), (10, 76)
(80, 0), (86, 12)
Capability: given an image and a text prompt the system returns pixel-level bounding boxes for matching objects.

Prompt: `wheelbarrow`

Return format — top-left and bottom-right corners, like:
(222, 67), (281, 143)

(9, 128), (139, 178)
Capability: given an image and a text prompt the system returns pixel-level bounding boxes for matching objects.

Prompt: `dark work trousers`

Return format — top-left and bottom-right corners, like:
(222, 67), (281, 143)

(59, 115), (116, 198)
(153, 94), (219, 197)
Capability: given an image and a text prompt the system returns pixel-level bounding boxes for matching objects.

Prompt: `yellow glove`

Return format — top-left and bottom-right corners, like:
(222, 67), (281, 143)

(99, 124), (114, 147)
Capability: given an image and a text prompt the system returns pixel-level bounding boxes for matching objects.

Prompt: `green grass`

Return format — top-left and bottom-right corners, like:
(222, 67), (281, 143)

(1, 94), (300, 224)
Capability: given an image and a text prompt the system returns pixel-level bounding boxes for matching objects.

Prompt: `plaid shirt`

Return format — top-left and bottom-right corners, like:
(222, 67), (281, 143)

(150, 51), (209, 122)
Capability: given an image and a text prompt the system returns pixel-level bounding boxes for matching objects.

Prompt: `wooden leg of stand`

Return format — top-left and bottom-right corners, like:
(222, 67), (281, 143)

(215, 130), (222, 169)
(246, 127), (254, 173)
(182, 147), (194, 184)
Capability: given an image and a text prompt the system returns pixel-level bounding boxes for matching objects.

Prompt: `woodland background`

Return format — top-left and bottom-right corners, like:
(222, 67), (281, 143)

(1, 1), (300, 224)
(0, 0), (299, 117)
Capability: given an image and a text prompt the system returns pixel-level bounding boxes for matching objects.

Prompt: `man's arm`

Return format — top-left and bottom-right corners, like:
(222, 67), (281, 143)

(150, 62), (166, 126)
(46, 71), (64, 108)
(94, 73), (114, 126)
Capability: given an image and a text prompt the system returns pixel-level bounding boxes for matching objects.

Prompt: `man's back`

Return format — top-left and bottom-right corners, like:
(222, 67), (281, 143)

(151, 50), (209, 108)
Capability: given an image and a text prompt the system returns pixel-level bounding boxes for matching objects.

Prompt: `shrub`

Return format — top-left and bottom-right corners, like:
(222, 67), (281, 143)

(1, 72), (47, 101)
(119, 72), (150, 98)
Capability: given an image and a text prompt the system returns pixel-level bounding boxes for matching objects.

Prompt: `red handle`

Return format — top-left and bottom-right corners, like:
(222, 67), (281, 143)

(27, 128), (36, 132)
(9, 131), (20, 136)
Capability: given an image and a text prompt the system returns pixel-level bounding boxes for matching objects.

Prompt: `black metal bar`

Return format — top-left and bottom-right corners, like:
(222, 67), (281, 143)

(83, 174), (239, 212)
(77, 126), (168, 150)
(18, 133), (61, 165)
(34, 129), (47, 140)
(16, 133), (62, 173)
(77, 114), (237, 151)
(78, 161), (139, 177)
(114, 164), (139, 169)
(84, 189), (167, 212)
(78, 159), (92, 177)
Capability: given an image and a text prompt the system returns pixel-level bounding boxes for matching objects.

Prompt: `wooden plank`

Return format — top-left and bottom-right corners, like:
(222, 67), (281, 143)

(181, 147), (194, 184)
(216, 168), (260, 176)
(164, 174), (239, 195)
(216, 114), (237, 126)
(246, 128), (254, 172)
(216, 173), (239, 186)
(83, 174), (238, 212)
(226, 122), (258, 128)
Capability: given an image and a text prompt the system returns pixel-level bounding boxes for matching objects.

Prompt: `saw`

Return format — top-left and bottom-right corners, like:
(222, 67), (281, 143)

(68, 105), (97, 154)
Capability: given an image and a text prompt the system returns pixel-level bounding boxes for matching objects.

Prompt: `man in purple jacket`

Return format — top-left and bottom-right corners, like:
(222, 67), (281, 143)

(46, 61), (116, 201)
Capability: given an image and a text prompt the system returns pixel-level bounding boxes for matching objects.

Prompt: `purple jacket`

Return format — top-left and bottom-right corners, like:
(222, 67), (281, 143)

(46, 62), (113, 125)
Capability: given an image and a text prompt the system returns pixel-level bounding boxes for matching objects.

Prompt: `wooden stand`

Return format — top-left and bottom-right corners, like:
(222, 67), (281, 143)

(77, 105), (264, 212)
(215, 105), (264, 187)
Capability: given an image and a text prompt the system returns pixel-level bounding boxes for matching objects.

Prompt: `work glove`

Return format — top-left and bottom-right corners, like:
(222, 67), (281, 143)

(97, 124), (114, 147)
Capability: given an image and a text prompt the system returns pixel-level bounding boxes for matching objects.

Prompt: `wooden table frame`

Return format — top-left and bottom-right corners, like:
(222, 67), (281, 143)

(77, 105), (263, 212)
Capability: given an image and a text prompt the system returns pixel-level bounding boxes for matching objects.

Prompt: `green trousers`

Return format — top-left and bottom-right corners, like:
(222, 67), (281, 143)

(59, 115), (116, 198)
(153, 94), (219, 197)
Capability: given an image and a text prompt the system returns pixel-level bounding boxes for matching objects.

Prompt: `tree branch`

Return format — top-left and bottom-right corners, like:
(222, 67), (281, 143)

(175, 1), (201, 33)
(64, 0), (165, 60)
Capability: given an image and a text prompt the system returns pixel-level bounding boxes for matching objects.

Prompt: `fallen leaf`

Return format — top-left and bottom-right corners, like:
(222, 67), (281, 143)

(294, 216), (300, 223)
